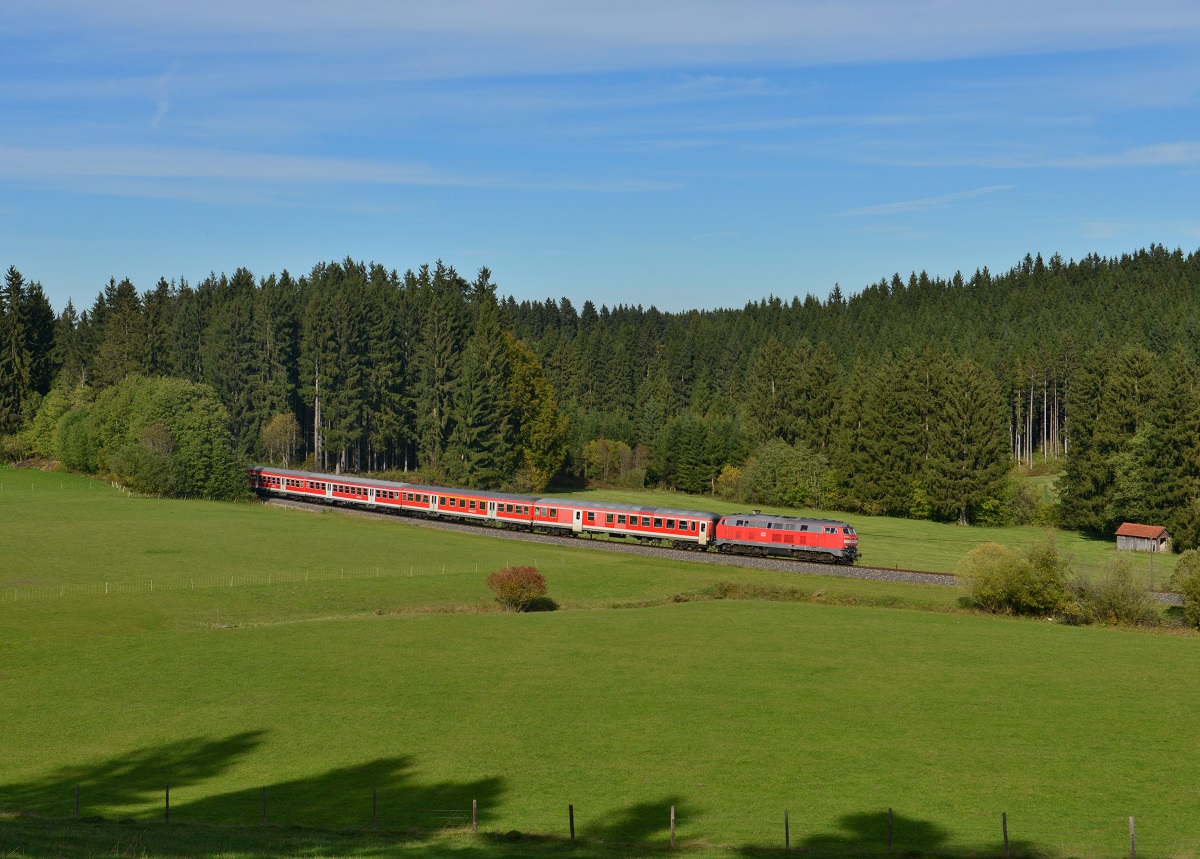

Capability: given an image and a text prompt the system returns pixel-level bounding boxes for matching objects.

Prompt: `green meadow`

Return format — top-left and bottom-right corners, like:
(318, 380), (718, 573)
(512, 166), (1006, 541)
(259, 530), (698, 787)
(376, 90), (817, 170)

(2, 467), (1198, 859)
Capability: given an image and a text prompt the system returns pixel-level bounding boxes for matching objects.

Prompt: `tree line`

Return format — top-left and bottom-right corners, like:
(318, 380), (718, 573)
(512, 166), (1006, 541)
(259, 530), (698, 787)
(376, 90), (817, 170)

(3, 245), (1200, 544)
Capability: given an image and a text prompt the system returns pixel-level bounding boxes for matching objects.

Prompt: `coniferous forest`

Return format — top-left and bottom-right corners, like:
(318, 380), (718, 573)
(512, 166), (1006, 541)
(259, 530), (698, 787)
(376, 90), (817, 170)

(3, 245), (1200, 546)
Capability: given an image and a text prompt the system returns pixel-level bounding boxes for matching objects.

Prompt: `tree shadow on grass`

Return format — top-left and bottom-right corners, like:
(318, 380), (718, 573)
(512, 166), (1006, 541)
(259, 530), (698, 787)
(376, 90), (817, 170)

(174, 756), (504, 832)
(0, 731), (266, 818)
(578, 794), (694, 845)
(0, 734), (504, 839)
(737, 808), (1045, 858)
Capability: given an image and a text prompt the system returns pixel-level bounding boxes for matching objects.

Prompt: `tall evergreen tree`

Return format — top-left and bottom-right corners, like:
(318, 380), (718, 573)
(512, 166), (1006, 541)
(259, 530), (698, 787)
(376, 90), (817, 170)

(926, 357), (1010, 524)
(92, 278), (145, 385)
(413, 262), (467, 470)
(745, 336), (799, 445)
(445, 285), (511, 487)
(0, 266), (31, 432)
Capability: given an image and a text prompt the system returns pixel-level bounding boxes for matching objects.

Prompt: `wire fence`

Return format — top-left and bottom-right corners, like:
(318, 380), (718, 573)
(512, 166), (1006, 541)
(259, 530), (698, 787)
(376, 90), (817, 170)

(0, 558), (562, 604)
(4, 788), (1195, 857)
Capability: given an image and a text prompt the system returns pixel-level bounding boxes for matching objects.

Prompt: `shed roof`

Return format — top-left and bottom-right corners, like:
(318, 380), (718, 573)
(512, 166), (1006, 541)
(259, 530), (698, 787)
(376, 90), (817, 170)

(1115, 522), (1169, 539)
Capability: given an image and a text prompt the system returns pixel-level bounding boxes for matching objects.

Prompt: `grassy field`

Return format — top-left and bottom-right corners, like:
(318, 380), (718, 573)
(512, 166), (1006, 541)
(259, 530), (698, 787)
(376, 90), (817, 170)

(2, 466), (1198, 859)
(545, 485), (1179, 589)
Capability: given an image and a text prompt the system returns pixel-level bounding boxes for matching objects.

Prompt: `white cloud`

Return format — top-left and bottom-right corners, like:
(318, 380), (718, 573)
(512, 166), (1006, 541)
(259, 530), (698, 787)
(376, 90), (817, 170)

(836, 185), (1014, 217)
(7, 1), (1200, 76)
(0, 145), (675, 201)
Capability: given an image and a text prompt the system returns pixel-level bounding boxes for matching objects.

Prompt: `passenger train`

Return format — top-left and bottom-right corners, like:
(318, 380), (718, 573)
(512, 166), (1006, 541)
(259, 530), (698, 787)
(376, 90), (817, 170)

(249, 465), (860, 564)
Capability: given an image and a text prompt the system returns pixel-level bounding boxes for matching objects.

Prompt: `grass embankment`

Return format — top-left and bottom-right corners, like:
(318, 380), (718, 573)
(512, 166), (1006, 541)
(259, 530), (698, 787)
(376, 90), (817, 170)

(2, 467), (1198, 859)
(546, 486), (1175, 588)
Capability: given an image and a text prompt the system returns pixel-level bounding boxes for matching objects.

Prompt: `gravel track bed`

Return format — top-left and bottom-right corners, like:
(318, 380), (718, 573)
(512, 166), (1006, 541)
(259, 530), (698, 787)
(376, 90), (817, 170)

(264, 497), (1183, 605)
(266, 497), (958, 587)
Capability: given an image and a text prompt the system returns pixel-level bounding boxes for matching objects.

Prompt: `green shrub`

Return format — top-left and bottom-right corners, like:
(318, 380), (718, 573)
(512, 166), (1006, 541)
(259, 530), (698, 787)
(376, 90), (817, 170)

(51, 376), (246, 501)
(613, 467), (645, 489)
(737, 440), (830, 509)
(1172, 550), (1200, 628)
(957, 537), (1069, 616)
(485, 566), (548, 612)
(1068, 558), (1160, 627)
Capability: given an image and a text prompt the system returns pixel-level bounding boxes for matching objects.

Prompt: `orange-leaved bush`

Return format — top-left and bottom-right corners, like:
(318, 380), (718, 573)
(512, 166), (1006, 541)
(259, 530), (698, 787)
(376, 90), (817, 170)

(485, 566), (548, 612)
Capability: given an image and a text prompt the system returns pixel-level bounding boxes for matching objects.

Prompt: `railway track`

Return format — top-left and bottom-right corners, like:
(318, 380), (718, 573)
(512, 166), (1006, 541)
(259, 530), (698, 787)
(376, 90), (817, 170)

(263, 496), (1183, 605)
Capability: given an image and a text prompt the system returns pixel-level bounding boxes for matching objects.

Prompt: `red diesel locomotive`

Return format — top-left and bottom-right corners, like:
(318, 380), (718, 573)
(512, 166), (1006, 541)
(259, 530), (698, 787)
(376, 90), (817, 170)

(249, 465), (859, 564)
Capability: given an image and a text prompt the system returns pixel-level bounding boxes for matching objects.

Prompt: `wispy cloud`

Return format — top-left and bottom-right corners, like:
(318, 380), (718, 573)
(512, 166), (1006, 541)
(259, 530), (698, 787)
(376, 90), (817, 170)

(835, 185), (1014, 217)
(0, 145), (675, 201)
(10, 1), (1200, 75)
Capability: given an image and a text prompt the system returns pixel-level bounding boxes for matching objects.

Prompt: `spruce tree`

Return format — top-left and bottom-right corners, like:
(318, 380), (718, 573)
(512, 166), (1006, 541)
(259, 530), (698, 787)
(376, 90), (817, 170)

(0, 266), (30, 432)
(746, 336), (798, 445)
(23, 281), (57, 396)
(445, 290), (511, 487)
(926, 357), (1009, 524)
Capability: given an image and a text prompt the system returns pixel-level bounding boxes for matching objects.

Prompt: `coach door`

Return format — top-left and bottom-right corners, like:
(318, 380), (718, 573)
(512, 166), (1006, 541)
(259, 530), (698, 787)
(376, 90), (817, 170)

(572, 509), (583, 533)
(429, 494), (437, 512)
(699, 522), (708, 546)
(488, 500), (497, 519)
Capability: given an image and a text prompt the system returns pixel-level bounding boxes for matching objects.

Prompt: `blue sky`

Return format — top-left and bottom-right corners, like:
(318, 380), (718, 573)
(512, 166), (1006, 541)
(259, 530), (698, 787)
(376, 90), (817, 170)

(3, 1), (1200, 312)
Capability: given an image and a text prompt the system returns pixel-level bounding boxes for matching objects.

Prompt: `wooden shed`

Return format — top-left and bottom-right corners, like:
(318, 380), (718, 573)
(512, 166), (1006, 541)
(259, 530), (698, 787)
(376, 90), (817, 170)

(1115, 522), (1171, 553)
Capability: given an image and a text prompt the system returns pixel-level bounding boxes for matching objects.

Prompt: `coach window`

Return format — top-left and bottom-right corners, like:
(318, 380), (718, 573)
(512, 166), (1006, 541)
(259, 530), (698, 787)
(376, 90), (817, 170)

(606, 513), (614, 524)
(617, 514), (626, 525)
(666, 519), (676, 530)
(653, 518), (662, 528)
(640, 516), (650, 527)
(550, 508), (558, 519)
(586, 512), (595, 523)
(690, 521), (697, 531)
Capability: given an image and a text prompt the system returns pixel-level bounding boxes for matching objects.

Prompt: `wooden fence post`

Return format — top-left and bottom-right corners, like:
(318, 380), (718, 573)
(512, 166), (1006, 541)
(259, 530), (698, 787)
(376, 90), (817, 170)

(785, 809), (790, 851)
(1003, 812), (1009, 858)
(165, 784), (170, 824)
(670, 805), (676, 848)
(472, 799), (478, 834)
(569, 804), (575, 843)
(373, 789), (377, 831)
(262, 787), (267, 825)
(1130, 816), (1136, 859)
(888, 807), (893, 853)
(74, 784), (79, 818)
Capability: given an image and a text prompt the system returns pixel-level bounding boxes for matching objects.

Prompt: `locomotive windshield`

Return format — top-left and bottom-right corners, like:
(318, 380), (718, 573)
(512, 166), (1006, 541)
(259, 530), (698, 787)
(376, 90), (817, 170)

(842, 526), (856, 535)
